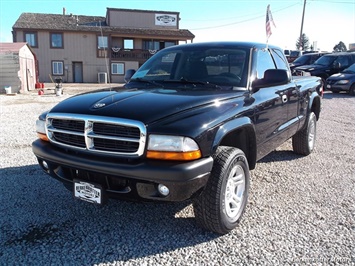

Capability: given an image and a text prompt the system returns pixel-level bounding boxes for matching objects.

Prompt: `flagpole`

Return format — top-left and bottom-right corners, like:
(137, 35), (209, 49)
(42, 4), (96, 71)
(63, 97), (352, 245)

(265, 4), (275, 50)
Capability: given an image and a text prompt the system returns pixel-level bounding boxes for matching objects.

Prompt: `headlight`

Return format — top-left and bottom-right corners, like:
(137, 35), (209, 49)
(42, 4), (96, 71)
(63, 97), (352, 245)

(146, 134), (201, 161)
(336, 80), (349, 85)
(36, 111), (49, 141)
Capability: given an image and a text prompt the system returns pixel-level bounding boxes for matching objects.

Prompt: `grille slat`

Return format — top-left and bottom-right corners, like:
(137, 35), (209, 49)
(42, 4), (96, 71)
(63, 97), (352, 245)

(46, 113), (146, 157)
(93, 123), (140, 138)
(53, 132), (86, 148)
(52, 119), (85, 132)
(93, 139), (139, 152)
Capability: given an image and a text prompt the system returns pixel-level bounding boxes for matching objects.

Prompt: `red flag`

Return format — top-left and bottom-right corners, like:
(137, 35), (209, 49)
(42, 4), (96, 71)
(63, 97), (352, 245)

(266, 5), (276, 39)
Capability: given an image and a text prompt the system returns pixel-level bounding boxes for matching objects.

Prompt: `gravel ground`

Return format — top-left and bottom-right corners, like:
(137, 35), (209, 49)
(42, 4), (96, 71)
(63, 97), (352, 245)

(0, 86), (354, 266)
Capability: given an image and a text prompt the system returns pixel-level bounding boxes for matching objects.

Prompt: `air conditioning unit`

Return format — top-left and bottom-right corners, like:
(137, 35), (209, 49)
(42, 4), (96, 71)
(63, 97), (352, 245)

(98, 72), (107, 84)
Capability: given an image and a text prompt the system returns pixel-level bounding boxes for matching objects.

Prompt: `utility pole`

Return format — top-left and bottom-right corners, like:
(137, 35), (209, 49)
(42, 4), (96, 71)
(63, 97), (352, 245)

(299, 0), (307, 50)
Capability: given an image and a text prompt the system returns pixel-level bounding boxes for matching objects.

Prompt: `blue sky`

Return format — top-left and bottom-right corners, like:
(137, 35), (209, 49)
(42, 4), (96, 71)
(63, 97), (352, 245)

(0, 0), (354, 51)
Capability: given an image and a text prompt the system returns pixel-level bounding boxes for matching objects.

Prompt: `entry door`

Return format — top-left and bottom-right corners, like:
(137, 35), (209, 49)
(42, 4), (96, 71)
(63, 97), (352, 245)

(73, 62), (83, 83)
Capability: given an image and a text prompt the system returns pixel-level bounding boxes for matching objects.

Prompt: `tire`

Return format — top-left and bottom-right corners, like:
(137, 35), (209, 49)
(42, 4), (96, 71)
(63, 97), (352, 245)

(193, 146), (250, 234)
(292, 112), (317, 155)
(349, 84), (355, 96)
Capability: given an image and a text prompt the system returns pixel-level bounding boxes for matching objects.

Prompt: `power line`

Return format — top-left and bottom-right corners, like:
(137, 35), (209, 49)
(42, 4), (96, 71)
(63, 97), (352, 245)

(189, 3), (300, 30)
(310, 0), (354, 4)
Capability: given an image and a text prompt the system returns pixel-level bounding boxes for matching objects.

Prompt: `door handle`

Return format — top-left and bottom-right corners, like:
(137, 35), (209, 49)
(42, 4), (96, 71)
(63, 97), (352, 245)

(282, 94), (288, 103)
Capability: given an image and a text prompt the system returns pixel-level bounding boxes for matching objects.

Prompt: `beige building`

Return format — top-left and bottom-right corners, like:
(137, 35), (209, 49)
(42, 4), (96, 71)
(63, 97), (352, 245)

(12, 8), (195, 83)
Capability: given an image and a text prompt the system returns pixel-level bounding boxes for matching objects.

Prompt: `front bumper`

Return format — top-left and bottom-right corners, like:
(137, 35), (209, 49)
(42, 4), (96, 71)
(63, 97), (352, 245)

(326, 83), (350, 92)
(32, 139), (213, 202)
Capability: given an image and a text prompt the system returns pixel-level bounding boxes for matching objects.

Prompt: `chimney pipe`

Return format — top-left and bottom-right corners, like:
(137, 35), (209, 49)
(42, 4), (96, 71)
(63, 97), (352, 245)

(63, 7), (66, 15)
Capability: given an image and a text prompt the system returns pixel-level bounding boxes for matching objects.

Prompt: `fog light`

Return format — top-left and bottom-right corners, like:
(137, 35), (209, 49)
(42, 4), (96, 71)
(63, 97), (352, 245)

(158, 184), (169, 196)
(42, 160), (49, 170)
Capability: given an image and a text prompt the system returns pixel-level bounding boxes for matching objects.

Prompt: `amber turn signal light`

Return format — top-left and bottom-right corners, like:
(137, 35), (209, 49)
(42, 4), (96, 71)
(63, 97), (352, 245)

(146, 150), (201, 161)
(37, 132), (49, 142)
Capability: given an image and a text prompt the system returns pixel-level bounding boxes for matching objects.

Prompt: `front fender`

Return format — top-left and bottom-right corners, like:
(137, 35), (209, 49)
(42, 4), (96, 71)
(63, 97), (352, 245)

(308, 91), (321, 120)
(212, 116), (257, 169)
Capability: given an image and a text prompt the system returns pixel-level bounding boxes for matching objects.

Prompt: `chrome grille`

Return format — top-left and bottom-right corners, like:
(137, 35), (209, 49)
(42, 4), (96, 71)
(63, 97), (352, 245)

(46, 113), (146, 157)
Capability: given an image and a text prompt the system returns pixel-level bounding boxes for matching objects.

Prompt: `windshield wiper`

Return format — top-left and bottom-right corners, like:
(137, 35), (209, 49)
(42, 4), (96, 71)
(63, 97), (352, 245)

(130, 78), (164, 87)
(163, 78), (223, 90)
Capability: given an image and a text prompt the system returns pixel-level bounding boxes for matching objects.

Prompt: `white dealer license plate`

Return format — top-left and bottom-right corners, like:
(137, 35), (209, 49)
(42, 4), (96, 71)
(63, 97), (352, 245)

(74, 180), (102, 204)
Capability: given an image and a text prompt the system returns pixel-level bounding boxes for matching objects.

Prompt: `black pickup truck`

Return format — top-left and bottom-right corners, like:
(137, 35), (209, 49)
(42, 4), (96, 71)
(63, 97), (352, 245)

(32, 42), (322, 234)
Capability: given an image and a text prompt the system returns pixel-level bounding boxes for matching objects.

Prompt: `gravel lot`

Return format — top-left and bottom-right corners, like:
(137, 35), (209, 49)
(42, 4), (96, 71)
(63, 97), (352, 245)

(0, 85), (354, 265)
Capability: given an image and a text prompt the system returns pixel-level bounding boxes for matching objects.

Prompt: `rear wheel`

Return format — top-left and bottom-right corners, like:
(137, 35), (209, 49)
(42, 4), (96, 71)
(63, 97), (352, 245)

(292, 112), (317, 155)
(193, 146), (250, 234)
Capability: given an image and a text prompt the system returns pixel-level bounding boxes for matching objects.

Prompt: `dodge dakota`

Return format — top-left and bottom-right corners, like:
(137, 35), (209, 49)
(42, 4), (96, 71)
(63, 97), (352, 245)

(32, 42), (322, 234)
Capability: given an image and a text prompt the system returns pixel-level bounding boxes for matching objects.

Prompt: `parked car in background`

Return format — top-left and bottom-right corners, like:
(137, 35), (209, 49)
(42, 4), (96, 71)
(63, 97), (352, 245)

(287, 50), (303, 63)
(326, 63), (355, 95)
(290, 52), (329, 73)
(294, 52), (355, 85)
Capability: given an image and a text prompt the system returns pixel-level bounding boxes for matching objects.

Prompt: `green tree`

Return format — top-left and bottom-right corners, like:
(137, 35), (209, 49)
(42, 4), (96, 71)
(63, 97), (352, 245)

(333, 41), (347, 52)
(296, 33), (310, 50)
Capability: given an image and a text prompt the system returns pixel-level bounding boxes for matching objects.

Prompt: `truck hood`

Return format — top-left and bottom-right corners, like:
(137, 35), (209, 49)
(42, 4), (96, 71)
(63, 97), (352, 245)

(327, 72), (355, 81)
(295, 64), (326, 71)
(49, 87), (244, 124)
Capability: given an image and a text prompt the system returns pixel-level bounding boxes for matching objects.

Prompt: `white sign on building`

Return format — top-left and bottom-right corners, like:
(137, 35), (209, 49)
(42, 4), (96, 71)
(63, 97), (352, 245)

(155, 14), (177, 26)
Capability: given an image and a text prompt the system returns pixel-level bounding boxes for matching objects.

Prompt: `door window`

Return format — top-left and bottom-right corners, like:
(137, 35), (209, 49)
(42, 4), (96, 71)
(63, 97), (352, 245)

(271, 48), (289, 70)
(255, 49), (275, 79)
(335, 56), (349, 68)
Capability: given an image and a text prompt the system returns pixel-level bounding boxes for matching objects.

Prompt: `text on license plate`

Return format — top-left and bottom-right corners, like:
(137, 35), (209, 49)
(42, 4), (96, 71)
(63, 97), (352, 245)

(74, 180), (102, 204)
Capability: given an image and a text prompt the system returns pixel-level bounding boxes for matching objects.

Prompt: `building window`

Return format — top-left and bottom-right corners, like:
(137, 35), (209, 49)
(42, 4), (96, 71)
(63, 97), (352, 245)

(52, 61), (64, 75)
(143, 40), (176, 50)
(111, 63), (124, 75)
(164, 41), (176, 48)
(98, 36), (108, 49)
(143, 40), (160, 50)
(97, 36), (108, 58)
(124, 39), (134, 49)
(24, 32), (38, 48)
(50, 33), (63, 48)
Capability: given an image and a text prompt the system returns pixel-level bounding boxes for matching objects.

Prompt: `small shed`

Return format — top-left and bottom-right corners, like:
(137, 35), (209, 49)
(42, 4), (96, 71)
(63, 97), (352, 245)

(0, 42), (37, 94)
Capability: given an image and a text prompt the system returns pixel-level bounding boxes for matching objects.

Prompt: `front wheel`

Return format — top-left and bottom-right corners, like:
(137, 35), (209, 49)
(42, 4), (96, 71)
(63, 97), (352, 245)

(193, 146), (250, 234)
(349, 84), (355, 96)
(292, 112), (317, 155)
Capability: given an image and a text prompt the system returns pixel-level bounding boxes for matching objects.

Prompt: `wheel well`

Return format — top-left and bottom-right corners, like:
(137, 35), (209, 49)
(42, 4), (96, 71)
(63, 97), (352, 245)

(219, 127), (257, 170)
(311, 96), (321, 120)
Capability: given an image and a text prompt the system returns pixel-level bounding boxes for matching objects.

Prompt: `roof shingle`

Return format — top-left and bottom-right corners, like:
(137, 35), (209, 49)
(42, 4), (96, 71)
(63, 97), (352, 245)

(13, 13), (195, 39)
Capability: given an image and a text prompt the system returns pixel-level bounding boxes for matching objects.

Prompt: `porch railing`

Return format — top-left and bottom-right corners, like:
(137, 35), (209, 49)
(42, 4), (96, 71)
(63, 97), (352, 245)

(110, 49), (158, 64)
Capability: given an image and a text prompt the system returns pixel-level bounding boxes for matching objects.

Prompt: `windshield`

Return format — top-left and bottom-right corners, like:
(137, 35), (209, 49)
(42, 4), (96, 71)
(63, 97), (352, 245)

(292, 55), (310, 64)
(290, 51), (301, 57)
(314, 55), (336, 66)
(131, 46), (249, 89)
(343, 63), (355, 73)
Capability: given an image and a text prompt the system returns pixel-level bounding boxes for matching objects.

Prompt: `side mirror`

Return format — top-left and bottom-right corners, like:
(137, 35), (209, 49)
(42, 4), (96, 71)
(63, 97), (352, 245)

(124, 69), (136, 83)
(252, 69), (290, 90)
